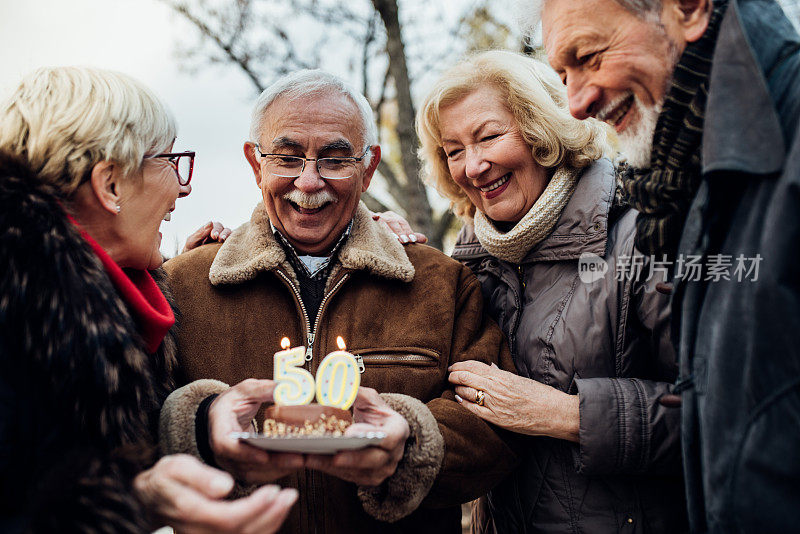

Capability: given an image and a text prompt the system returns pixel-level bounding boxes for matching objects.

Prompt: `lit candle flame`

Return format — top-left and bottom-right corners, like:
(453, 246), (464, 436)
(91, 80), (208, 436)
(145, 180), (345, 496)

(280, 337), (290, 349)
(336, 336), (346, 350)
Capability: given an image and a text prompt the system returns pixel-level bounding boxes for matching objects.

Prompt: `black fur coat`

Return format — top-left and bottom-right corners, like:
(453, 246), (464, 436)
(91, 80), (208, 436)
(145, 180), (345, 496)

(0, 153), (177, 533)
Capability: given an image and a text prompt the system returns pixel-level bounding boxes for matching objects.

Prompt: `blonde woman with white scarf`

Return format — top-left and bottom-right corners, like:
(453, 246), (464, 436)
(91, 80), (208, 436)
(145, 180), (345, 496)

(413, 50), (686, 533)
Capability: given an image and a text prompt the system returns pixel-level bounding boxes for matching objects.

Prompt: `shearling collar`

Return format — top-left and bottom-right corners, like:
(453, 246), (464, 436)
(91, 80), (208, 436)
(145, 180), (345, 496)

(209, 201), (415, 285)
(452, 158), (614, 263)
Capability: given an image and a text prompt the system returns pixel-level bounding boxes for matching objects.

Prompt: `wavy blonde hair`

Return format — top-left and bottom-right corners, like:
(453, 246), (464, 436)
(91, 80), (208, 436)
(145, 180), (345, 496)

(0, 66), (176, 196)
(417, 50), (612, 220)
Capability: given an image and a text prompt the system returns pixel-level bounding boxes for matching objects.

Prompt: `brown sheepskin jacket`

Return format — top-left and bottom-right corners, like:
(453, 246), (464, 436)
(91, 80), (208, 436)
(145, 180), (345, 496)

(159, 202), (518, 533)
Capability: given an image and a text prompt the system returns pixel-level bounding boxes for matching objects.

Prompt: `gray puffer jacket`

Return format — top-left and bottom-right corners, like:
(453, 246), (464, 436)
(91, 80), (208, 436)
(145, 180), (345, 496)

(452, 159), (686, 533)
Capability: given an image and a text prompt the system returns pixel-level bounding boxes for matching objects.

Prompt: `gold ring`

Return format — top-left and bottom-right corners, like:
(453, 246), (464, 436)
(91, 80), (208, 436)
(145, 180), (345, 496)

(475, 390), (485, 406)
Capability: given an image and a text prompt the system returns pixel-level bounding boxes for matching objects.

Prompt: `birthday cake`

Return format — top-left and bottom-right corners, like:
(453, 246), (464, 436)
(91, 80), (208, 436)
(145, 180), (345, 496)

(263, 404), (352, 437)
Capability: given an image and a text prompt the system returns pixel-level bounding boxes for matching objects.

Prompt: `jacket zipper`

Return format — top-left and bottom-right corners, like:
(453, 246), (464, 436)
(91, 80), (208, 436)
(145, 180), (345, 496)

(502, 264), (524, 361)
(274, 268), (351, 532)
(316, 273), (365, 372)
(275, 269), (312, 352)
(274, 270), (351, 363)
(307, 273), (350, 362)
(359, 353), (437, 365)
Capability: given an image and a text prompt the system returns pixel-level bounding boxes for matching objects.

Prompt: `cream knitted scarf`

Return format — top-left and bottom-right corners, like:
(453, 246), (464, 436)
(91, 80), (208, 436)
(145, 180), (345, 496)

(474, 166), (579, 263)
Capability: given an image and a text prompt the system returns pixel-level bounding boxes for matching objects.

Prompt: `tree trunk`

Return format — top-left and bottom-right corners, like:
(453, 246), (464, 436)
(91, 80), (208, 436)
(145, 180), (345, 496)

(372, 0), (441, 248)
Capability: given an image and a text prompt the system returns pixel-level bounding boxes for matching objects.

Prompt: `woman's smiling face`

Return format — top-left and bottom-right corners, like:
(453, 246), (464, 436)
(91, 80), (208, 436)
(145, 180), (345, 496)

(114, 155), (190, 269)
(439, 85), (549, 224)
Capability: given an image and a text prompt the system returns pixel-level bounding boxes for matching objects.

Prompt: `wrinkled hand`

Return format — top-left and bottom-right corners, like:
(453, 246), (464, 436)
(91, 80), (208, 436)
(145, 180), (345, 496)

(183, 221), (233, 253)
(372, 211), (428, 244)
(208, 379), (305, 484)
(305, 387), (410, 486)
(134, 454), (297, 534)
(448, 361), (579, 442)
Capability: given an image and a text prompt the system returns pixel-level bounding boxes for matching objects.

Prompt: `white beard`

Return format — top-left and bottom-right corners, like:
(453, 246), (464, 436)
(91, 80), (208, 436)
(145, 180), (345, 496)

(617, 97), (662, 169)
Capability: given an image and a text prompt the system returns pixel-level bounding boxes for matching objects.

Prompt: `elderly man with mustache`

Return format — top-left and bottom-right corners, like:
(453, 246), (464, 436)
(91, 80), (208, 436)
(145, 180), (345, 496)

(157, 69), (518, 533)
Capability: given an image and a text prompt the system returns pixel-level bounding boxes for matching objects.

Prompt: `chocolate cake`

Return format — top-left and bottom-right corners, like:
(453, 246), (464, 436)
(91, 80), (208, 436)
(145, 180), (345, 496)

(263, 404), (352, 437)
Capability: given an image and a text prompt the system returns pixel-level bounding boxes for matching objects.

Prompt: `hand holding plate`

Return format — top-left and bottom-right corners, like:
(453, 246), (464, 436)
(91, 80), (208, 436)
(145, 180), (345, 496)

(305, 387), (409, 486)
(208, 379), (305, 484)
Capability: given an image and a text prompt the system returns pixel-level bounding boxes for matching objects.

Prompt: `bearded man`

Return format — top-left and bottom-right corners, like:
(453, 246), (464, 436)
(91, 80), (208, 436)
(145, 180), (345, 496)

(532, 0), (800, 530)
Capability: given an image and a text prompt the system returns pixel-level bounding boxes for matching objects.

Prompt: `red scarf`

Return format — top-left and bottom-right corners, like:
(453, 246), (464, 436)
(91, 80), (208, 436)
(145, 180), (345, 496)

(68, 216), (175, 354)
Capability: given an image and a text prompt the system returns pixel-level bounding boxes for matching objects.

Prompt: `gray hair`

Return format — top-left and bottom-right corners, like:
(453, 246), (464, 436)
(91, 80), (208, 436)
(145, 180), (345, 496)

(0, 66), (176, 196)
(518, 0), (663, 37)
(248, 70), (378, 166)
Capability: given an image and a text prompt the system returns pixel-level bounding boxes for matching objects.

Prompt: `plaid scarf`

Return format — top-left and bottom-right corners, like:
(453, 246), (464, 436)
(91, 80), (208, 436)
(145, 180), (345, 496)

(622, 0), (728, 259)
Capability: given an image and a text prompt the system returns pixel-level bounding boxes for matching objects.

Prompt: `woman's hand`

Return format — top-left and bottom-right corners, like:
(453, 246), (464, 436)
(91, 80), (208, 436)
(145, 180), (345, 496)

(448, 361), (580, 442)
(371, 211), (428, 244)
(134, 454), (297, 534)
(182, 221), (232, 253)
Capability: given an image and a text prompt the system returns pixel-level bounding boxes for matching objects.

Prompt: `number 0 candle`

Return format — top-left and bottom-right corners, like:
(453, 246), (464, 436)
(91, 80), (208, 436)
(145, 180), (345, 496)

(273, 337), (315, 405)
(316, 336), (360, 410)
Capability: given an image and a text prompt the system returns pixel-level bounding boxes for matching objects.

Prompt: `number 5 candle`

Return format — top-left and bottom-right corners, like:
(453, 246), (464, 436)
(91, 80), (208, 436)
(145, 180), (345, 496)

(273, 337), (315, 405)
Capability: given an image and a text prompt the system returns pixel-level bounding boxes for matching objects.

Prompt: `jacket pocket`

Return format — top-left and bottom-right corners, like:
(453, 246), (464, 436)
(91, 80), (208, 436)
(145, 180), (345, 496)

(352, 347), (439, 367)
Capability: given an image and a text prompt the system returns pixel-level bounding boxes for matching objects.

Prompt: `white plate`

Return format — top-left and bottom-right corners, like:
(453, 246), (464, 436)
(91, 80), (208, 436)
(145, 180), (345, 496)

(230, 432), (386, 454)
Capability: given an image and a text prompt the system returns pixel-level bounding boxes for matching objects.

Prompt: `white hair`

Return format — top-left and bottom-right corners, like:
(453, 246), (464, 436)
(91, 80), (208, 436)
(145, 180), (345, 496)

(0, 66), (176, 195)
(517, 0), (663, 41)
(249, 70), (377, 167)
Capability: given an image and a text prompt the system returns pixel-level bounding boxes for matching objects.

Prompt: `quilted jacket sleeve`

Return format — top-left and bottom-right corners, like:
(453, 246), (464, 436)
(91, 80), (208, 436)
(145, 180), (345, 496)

(574, 250), (681, 476)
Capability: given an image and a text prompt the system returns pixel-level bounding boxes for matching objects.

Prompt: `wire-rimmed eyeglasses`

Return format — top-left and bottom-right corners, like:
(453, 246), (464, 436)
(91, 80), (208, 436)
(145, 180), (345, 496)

(147, 151), (195, 186)
(255, 145), (371, 180)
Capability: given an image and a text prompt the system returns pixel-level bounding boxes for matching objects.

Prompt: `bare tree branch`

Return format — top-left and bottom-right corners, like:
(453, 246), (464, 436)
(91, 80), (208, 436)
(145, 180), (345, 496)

(227, 0), (250, 47)
(160, 0), (265, 91)
(374, 61), (391, 143)
(362, 11), (379, 97)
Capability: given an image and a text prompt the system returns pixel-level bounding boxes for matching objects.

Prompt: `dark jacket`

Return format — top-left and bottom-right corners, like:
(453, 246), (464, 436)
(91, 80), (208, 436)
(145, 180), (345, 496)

(453, 159), (686, 533)
(160, 203), (519, 534)
(673, 1), (800, 532)
(0, 154), (176, 533)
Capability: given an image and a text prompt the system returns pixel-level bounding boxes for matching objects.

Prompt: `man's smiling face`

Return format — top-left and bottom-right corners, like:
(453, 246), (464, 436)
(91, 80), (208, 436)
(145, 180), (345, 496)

(542, 0), (688, 166)
(245, 90), (377, 255)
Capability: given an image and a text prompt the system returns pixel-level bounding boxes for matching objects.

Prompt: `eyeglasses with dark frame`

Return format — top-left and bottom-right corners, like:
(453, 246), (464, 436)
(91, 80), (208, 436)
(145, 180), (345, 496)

(147, 151), (195, 186)
(254, 144), (371, 180)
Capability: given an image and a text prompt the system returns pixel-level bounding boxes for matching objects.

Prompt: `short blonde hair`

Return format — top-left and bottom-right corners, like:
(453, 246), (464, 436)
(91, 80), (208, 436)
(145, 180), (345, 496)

(417, 50), (612, 220)
(0, 66), (176, 196)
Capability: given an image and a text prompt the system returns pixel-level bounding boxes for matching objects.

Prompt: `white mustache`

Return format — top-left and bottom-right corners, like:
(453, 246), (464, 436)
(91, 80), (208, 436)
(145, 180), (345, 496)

(596, 91), (634, 123)
(283, 189), (338, 208)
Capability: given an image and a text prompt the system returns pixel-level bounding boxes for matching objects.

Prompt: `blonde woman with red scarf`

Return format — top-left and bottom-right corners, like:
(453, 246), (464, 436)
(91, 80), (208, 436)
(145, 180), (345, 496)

(0, 67), (295, 533)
